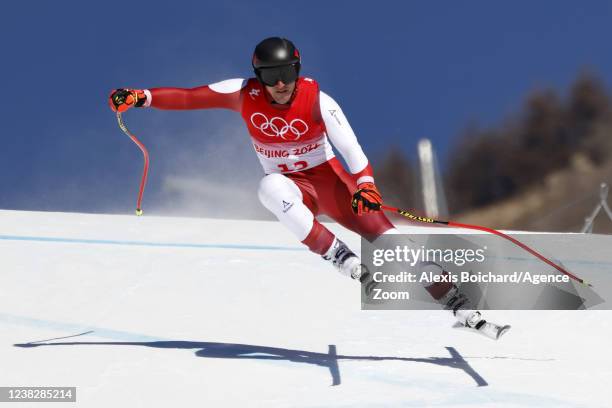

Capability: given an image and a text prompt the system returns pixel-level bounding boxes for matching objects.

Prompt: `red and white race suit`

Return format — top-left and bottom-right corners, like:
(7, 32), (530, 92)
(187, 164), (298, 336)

(144, 77), (394, 253)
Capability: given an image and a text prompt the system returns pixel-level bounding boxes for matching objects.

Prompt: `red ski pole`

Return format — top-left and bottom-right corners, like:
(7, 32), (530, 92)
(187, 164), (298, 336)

(380, 204), (591, 287)
(116, 112), (150, 216)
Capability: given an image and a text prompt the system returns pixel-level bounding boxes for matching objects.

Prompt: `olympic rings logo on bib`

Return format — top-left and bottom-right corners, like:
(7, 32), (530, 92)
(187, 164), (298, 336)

(250, 112), (309, 141)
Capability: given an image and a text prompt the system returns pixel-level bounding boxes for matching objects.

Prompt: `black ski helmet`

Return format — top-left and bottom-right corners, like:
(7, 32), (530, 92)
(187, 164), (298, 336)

(252, 37), (301, 86)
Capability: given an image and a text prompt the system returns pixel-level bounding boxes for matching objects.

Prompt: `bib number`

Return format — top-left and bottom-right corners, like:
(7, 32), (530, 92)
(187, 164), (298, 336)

(278, 161), (308, 173)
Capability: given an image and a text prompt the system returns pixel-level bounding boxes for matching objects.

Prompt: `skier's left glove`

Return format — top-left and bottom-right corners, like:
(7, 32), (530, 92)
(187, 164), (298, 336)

(351, 182), (383, 215)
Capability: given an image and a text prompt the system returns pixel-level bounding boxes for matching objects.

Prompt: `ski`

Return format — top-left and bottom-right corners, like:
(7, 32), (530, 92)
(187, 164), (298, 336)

(452, 320), (511, 340)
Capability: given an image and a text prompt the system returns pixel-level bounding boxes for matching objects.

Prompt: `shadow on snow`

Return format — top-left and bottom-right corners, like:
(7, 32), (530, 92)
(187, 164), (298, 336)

(15, 337), (488, 386)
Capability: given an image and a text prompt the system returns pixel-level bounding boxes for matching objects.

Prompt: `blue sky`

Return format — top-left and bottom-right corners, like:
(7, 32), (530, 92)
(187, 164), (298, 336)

(1, 1), (612, 217)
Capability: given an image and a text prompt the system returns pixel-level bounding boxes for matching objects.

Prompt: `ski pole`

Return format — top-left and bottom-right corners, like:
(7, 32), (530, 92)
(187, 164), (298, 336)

(116, 112), (150, 216)
(380, 204), (591, 287)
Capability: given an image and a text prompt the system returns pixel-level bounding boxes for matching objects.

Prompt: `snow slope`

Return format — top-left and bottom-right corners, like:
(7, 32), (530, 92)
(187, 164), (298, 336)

(1, 209), (611, 407)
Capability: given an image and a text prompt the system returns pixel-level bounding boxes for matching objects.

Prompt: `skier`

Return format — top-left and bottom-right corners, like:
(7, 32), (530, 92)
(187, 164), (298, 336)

(109, 37), (506, 338)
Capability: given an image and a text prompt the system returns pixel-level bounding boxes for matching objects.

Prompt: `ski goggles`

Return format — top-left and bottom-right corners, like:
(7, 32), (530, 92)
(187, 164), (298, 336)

(256, 64), (299, 86)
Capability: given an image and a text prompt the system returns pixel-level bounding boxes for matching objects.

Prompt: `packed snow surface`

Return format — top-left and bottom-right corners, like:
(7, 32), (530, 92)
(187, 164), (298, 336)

(1, 209), (610, 407)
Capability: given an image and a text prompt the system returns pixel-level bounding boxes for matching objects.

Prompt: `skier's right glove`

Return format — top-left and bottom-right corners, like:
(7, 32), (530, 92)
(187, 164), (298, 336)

(109, 89), (147, 112)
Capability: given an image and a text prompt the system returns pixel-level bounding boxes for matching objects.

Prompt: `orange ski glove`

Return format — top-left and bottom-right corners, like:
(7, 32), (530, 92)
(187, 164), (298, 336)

(351, 182), (383, 216)
(109, 89), (147, 112)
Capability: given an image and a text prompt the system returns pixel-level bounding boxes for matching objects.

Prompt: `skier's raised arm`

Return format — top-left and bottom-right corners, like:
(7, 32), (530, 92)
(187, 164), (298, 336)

(109, 78), (246, 113)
